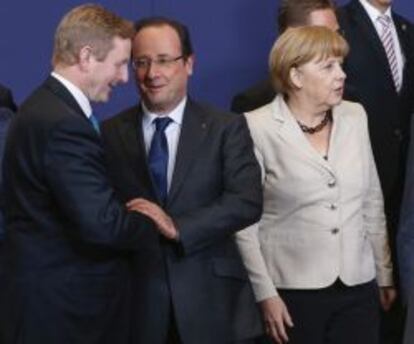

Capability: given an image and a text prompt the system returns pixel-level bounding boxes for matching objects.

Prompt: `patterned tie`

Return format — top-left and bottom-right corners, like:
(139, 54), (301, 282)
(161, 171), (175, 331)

(89, 114), (100, 134)
(378, 14), (401, 92)
(148, 117), (172, 204)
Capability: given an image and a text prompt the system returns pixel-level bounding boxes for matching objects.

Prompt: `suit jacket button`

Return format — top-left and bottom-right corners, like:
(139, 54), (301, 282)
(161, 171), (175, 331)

(328, 180), (336, 188)
(331, 228), (339, 234)
(393, 129), (403, 141)
(330, 204), (337, 210)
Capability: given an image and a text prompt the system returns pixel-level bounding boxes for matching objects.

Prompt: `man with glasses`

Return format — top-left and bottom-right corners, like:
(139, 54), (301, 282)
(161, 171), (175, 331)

(101, 17), (263, 344)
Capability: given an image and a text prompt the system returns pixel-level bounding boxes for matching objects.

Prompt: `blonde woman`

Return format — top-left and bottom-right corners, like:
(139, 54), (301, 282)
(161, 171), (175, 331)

(236, 26), (396, 344)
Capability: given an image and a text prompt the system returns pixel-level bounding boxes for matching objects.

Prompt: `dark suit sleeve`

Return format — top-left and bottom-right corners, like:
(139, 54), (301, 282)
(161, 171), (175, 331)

(231, 93), (251, 114)
(175, 116), (263, 255)
(44, 116), (153, 249)
(230, 79), (276, 113)
(231, 93), (269, 114)
(0, 86), (17, 112)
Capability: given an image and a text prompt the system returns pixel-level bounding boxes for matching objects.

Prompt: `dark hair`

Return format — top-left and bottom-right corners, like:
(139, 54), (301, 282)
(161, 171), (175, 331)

(134, 17), (193, 58)
(278, 0), (336, 33)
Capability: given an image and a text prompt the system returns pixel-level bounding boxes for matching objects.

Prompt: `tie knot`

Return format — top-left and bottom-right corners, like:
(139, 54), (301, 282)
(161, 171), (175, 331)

(154, 117), (172, 132)
(378, 14), (391, 28)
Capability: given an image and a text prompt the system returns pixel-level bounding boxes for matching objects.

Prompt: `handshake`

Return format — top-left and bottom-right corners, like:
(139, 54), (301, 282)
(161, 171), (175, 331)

(127, 198), (178, 241)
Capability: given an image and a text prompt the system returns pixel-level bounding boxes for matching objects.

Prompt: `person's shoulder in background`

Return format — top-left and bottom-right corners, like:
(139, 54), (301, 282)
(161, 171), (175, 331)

(0, 84), (17, 112)
(231, 78), (276, 114)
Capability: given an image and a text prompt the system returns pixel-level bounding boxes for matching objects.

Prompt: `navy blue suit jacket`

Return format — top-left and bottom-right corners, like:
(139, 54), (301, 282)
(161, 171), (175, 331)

(0, 76), (154, 344)
(102, 100), (264, 343)
(338, 1), (414, 239)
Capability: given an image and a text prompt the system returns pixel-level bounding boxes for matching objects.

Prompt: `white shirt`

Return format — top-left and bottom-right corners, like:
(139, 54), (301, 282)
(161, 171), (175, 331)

(51, 72), (93, 118)
(141, 97), (186, 190)
(359, 0), (404, 85)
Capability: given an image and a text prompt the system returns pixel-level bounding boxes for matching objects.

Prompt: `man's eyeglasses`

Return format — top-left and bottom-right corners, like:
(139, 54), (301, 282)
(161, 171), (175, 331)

(132, 55), (185, 70)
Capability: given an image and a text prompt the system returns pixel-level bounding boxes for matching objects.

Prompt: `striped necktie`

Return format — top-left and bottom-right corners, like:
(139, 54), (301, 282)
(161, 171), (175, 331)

(378, 14), (401, 92)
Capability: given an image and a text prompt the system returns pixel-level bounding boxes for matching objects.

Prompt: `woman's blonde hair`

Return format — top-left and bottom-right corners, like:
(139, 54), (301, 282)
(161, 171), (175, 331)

(269, 26), (349, 95)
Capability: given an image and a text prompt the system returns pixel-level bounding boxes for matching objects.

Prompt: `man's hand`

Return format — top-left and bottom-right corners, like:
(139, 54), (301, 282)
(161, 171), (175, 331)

(379, 286), (397, 311)
(259, 296), (293, 343)
(126, 198), (178, 240)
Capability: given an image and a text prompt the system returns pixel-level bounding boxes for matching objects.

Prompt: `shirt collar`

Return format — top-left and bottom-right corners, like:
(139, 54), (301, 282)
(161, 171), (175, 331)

(51, 71), (93, 118)
(359, 0), (392, 23)
(142, 97), (187, 130)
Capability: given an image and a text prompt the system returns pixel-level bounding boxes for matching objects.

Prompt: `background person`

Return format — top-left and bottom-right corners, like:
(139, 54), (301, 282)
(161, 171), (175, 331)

(230, 0), (339, 114)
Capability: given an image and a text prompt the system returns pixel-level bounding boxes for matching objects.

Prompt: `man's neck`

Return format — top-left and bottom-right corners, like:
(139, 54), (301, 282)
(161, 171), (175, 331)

(51, 68), (92, 117)
(366, 0), (390, 14)
(53, 65), (87, 96)
(142, 96), (187, 117)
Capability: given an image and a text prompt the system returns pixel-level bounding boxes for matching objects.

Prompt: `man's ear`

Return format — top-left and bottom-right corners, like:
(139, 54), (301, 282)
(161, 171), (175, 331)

(78, 45), (93, 71)
(186, 54), (195, 76)
(289, 66), (303, 89)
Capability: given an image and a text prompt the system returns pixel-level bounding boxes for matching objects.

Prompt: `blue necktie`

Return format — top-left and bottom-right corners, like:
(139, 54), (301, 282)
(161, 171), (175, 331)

(148, 117), (172, 204)
(89, 114), (100, 134)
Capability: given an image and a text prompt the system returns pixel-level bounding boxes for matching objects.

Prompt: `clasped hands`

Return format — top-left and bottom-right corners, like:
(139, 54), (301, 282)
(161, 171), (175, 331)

(126, 198), (178, 241)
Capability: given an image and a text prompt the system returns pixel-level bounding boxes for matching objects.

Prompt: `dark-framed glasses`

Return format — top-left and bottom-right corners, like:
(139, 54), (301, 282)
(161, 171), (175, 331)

(132, 55), (185, 70)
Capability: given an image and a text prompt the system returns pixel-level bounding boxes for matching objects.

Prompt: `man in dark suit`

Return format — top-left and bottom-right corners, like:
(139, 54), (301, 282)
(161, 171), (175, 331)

(230, 0), (339, 114)
(339, 0), (414, 245)
(0, 83), (17, 111)
(339, 1), (414, 343)
(0, 5), (175, 344)
(102, 17), (263, 344)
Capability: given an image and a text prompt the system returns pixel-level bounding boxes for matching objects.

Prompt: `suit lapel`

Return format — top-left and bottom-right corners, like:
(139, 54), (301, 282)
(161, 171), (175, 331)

(271, 96), (336, 176)
(167, 100), (209, 205)
(348, 1), (393, 74)
(43, 76), (86, 118)
(394, 15), (413, 93)
(395, 15), (411, 58)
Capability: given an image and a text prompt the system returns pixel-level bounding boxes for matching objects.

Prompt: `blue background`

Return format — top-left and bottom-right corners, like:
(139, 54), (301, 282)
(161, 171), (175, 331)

(0, 0), (413, 118)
